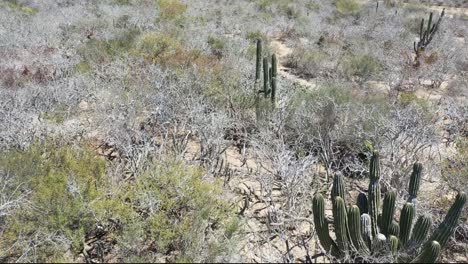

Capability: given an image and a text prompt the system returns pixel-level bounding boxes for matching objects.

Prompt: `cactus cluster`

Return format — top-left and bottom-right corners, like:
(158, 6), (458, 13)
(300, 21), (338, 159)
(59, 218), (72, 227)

(413, 9), (445, 64)
(312, 152), (466, 263)
(255, 39), (277, 104)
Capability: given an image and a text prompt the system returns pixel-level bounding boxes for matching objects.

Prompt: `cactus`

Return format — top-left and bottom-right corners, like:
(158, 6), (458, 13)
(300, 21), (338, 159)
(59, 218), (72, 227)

(331, 174), (346, 207)
(255, 39), (262, 81)
(408, 163), (422, 203)
(372, 233), (387, 254)
(408, 215), (431, 248)
(426, 192), (466, 248)
(311, 157), (466, 262)
(413, 9), (445, 65)
(312, 193), (338, 253)
(368, 152), (381, 238)
(389, 220), (400, 237)
(381, 191), (396, 237)
(348, 205), (370, 254)
(399, 202), (415, 247)
(357, 192), (368, 214)
(263, 57), (269, 98)
(271, 75), (276, 104)
(411, 241), (441, 263)
(333, 197), (350, 251)
(361, 213), (372, 249)
(389, 235), (399, 256)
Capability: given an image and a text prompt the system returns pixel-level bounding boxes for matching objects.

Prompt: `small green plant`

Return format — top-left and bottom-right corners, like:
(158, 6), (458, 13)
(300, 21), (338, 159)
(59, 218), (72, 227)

(156, 0), (187, 24)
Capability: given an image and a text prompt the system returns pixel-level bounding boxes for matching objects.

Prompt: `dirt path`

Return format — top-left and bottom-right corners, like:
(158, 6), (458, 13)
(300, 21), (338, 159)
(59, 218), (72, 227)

(270, 39), (317, 89)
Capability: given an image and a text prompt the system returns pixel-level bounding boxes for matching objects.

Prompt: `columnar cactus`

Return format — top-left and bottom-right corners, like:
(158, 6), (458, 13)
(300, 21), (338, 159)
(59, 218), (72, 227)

(368, 152), (381, 238)
(263, 57), (269, 98)
(312, 193), (338, 254)
(333, 197), (351, 251)
(332, 174), (346, 206)
(348, 205), (370, 254)
(389, 235), (399, 256)
(408, 163), (422, 203)
(411, 241), (441, 263)
(311, 152), (466, 262)
(361, 213), (372, 248)
(408, 215), (431, 247)
(426, 192), (466, 248)
(381, 191), (396, 237)
(357, 192), (368, 214)
(255, 39), (262, 81)
(399, 202), (415, 247)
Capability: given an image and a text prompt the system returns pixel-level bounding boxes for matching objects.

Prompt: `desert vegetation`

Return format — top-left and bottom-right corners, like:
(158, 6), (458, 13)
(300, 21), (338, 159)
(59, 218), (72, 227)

(0, 0), (467, 263)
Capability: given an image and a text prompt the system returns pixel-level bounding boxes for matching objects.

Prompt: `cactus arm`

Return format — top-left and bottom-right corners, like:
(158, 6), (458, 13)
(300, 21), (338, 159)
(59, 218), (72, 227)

(333, 196), (350, 252)
(426, 192), (466, 248)
(408, 215), (431, 248)
(255, 39), (262, 81)
(348, 205), (370, 254)
(263, 57), (269, 98)
(399, 202), (415, 247)
(381, 191), (396, 237)
(368, 152), (381, 238)
(361, 213), (372, 250)
(408, 163), (422, 203)
(312, 193), (338, 254)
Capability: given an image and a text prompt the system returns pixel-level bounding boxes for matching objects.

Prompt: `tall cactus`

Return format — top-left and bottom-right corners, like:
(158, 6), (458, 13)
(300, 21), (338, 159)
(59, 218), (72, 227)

(271, 54), (277, 104)
(408, 163), (422, 203)
(333, 197), (350, 252)
(381, 191), (396, 237)
(399, 202), (415, 247)
(426, 192), (466, 248)
(255, 39), (262, 81)
(332, 174), (346, 207)
(263, 57), (269, 98)
(312, 193), (338, 253)
(348, 205), (370, 254)
(368, 152), (381, 238)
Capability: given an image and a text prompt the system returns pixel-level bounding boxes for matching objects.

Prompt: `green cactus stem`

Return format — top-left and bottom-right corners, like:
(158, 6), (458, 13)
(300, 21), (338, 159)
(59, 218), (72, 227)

(411, 241), (441, 263)
(381, 191), (396, 237)
(357, 192), (368, 214)
(255, 39), (262, 81)
(389, 235), (399, 256)
(263, 57), (269, 98)
(389, 220), (400, 237)
(312, 193), (338, 253)
(361, 213), (372, 249)
(333, 196), (350, 251)
(408, 163), (422, 203)
(426, 192), (466, 248)
(399, 202), (415, 247)
(332, 174), (346, 207)
(348, 205), (370, 254)
(368, 152), (381, 238)
(408, 215), (431, 248)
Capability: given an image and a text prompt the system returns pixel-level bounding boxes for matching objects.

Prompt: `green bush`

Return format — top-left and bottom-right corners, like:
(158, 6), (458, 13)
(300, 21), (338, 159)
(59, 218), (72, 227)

(342, 54), (381, 81)
(0, 142), (106, 261)
(334, 0), (360, 14)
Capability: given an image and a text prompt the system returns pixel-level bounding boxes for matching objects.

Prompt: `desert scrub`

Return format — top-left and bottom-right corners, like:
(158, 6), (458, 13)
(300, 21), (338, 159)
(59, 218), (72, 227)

(111, 161), (239, 262)
(342, 53), (382, 81)
(0, 142), (106, 261)
(156, 0), (187, 24)
(78, 28), (140, 64)
(134, 32), (220, 71)
(334, 0), (360, 14)
(0, 0), (37, 15)
(285, 45), (327, 77)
